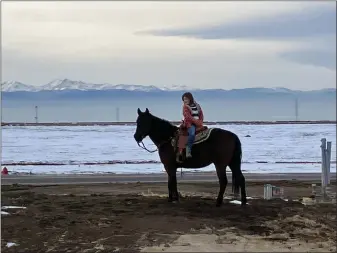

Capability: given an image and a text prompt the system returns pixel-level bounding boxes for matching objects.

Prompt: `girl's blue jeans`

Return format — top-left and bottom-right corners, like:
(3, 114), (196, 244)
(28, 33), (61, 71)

(187, 125), (196, 150)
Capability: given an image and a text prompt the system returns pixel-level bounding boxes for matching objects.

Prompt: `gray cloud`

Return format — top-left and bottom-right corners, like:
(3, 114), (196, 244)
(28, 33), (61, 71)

(141, 4), (336, 70)
(143, 5), (336, 40)
(280, 49), (336, 70)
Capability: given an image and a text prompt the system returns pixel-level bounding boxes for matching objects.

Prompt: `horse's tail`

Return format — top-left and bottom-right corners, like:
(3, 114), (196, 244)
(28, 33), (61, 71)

(231, 134), (242, 195)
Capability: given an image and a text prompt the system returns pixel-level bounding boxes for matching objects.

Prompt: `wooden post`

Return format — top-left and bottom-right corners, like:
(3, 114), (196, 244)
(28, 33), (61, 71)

(326, 141), (332, 185)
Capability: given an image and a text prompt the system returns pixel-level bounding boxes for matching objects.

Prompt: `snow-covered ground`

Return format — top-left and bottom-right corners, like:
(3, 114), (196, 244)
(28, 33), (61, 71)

(2, 124), (336, 174)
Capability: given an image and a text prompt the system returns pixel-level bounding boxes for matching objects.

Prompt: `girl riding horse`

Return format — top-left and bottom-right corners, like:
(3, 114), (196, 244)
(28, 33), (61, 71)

(181, 92), (204, 158)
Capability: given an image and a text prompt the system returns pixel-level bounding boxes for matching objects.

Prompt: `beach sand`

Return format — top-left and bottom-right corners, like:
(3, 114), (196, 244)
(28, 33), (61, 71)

(1, 174), (336, 252)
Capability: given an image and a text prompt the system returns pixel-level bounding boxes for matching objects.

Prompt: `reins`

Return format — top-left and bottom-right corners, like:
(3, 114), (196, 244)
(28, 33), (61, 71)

(137, 134), (176, 153)
(137, 141), (158, 153)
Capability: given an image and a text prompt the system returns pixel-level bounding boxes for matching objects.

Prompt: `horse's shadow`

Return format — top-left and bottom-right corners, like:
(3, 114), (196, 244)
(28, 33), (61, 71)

(138, 195), (292, 235)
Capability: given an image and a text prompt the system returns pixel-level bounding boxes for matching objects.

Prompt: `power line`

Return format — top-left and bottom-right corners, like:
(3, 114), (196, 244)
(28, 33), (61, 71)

(295, 97), (298, 121)
(116, 107), (120, 122)
(35, 106), (39, 123)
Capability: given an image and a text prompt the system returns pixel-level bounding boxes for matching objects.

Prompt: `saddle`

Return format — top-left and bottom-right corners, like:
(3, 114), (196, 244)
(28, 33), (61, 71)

(171, 125), (212, 163)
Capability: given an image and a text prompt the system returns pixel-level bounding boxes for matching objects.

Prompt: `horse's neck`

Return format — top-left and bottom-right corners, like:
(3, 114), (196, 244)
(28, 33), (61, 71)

(149, 117), (177, 146)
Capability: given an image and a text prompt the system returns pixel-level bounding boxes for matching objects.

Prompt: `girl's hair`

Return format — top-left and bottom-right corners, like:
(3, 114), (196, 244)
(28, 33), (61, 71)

(182, 92), (195, 104)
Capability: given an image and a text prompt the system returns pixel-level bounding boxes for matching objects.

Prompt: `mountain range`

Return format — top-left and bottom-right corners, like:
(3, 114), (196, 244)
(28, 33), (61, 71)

(2, 79), (196, 92)
(2, 78), (336, 104)
(2, 79), (335, 95)
(2, 79), (336, 122)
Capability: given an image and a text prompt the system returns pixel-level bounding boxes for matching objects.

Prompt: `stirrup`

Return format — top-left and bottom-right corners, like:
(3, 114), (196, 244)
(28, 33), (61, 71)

(185, 149), (192, 158)
(176, 154), (183, 163)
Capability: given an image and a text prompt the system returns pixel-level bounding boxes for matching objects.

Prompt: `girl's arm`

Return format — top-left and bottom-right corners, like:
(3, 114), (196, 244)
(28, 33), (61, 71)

(183, 104), (194, 127)
(198, 105), (204, 122)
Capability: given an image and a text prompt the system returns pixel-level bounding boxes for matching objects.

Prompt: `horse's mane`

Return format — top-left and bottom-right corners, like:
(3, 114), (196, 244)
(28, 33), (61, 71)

(150, 114), (178, 135)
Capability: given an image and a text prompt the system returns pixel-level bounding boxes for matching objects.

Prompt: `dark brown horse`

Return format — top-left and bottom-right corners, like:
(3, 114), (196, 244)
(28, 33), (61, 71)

(133, 108), (247, 207)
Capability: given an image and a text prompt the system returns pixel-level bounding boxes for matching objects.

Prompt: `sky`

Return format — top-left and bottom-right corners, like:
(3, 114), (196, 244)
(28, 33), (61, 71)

(2, 1), (336, 90)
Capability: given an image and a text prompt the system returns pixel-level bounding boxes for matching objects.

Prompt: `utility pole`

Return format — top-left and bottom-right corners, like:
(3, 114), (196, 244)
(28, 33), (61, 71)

(35, 105), (39, 123)
(295, 97), (299, 121)
(116, 107), (120, 122)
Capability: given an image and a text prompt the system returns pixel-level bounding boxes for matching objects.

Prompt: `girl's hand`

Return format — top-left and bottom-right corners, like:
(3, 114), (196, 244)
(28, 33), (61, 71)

(193, 119), (203, 127)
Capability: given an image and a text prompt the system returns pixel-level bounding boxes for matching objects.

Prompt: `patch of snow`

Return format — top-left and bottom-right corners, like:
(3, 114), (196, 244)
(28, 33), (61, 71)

(2, 206), (27, 210)
(6, 242), (18, 248)
(225, 196), (254, 201)
(229, 200), (242, 205)
(1, 211), (10, 215)
(229, 200), (250, 205)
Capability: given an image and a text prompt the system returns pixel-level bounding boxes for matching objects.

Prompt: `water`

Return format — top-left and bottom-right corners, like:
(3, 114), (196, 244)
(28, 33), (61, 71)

(2, 124), (336, 174)
(3, 98), (336, 122)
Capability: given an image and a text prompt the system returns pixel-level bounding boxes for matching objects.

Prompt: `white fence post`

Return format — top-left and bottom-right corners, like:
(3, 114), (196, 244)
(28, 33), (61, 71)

(320, 138), (332, 200)
(264, 184), (272, 200)
(320, 138), (327, 189)
(326, 141), (332, 185)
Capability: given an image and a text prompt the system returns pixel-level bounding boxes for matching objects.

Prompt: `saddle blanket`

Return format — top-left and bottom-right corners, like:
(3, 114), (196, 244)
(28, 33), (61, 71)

(172, 128), (214, 150)
(192, 127), (214, 145)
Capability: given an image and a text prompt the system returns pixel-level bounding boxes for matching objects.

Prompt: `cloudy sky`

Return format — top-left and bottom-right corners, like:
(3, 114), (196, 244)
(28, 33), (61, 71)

(2, 1), (336, 90)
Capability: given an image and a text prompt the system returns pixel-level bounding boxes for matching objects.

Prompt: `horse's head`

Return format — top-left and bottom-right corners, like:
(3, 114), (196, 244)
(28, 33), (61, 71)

(134, 108), (152, 143)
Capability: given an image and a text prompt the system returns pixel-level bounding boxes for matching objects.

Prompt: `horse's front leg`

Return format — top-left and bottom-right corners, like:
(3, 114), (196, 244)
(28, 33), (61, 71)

(170, 174), (179, 202)
(165, 166), (179, 202)
(167, 175), (173, 202)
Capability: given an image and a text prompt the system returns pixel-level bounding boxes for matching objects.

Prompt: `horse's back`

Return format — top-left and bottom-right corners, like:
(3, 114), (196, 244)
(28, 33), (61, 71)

(176, 127), (239, 168)
(210, 127), (239, 139)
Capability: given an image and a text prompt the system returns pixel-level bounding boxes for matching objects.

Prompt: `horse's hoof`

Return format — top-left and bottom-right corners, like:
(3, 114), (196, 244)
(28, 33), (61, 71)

(216, 197), (223, 207)
(168, 197), (179, 203)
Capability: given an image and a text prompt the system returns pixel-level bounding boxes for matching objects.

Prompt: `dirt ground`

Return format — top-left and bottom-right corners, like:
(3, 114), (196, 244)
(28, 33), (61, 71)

(1, 181), (336, 252)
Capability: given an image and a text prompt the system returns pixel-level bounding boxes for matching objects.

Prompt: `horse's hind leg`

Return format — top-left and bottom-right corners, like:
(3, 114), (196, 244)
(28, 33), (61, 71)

(229, 159), (247, 206)
(214, 163), (228, 207)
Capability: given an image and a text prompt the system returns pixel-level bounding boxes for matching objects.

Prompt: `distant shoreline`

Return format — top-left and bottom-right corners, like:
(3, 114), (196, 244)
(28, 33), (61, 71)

(2, 120), (336, 126)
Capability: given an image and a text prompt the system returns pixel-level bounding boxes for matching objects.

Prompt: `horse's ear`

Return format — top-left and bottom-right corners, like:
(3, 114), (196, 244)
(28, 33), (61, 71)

(145, 108), (149, 114)
(137, 108), (142, 115)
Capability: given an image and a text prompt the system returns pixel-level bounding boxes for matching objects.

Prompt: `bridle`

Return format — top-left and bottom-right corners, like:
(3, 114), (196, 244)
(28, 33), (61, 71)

(137, 141), (159, 153)
(137, 133), (177, 153)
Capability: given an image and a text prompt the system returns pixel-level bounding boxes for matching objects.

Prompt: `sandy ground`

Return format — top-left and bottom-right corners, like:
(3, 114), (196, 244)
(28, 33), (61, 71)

(1, 180), (336, 253)
(2, 172), (335, 185)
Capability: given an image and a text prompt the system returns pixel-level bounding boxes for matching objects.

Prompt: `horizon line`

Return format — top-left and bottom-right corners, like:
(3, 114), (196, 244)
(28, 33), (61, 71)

(2, 120), (336, 127)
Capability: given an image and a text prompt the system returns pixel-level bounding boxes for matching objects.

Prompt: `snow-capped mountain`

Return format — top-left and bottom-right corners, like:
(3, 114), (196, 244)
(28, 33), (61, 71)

(1, 81), (39, 92)
(161, 84), (201, 91)
(41, 79), (96, 91)
(1, 79), (192, 92)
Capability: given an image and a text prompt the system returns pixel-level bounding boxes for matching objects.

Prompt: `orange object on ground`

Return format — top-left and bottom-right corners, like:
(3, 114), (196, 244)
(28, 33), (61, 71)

(2, 167), (8, 175)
